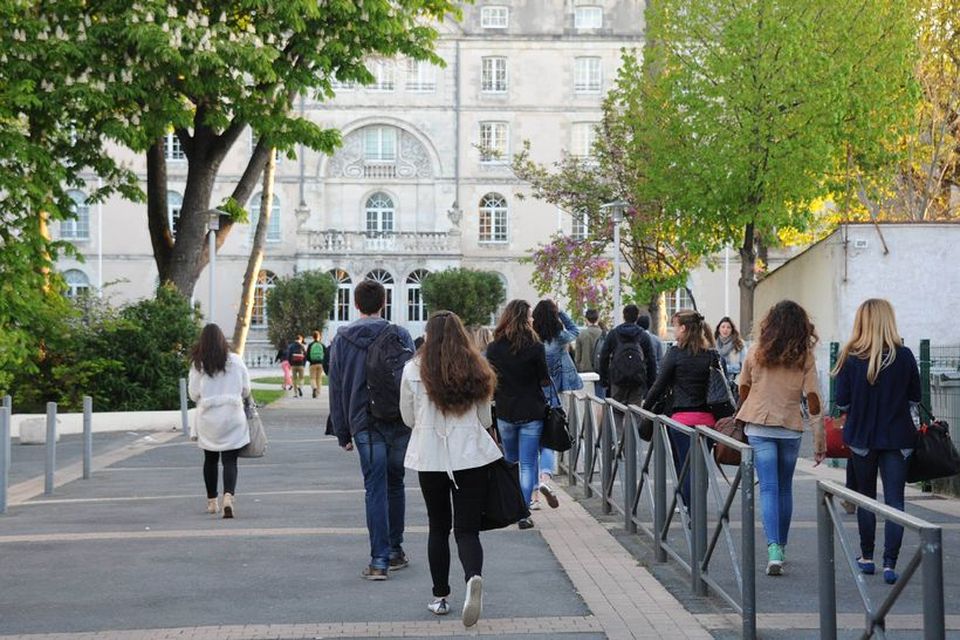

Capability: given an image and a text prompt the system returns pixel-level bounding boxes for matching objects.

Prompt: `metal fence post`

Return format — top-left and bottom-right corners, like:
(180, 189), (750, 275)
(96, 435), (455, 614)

(920, 339), (931, 410)
(653, 417), (667, 563)
(740, 446), (756, 640)
(817, 484), (838, 640)
(45, 402), (57, 496)
(583, 402), (594, 499)
(920, 526), (945, 640)
(179, 378), (190, 439)
(623, 409), (637, 533)
(691, 428), (708, 596)
(82, 396), (93, 480)
(828, 342), (839, 415)
(567, 396), (580, 487)
(0, 403), (9, 514)
(600, 403), (614, 515)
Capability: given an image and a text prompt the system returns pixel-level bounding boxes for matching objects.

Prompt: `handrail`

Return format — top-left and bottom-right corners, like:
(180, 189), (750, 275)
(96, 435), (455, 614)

(817, 480), (945, 640)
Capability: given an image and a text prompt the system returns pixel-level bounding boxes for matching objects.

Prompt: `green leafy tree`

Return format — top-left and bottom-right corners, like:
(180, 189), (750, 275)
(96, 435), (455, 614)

(421, 269), (506, 328)
(265, 270), (337, 350)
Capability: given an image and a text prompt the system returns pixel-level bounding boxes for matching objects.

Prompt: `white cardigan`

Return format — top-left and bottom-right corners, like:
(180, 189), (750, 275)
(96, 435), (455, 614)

(400, 358), (502, 480)
(188, 353), (252, 452)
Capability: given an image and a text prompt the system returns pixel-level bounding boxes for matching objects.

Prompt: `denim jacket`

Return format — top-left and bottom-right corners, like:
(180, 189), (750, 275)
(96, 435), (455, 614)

(543, 311), (584, 406)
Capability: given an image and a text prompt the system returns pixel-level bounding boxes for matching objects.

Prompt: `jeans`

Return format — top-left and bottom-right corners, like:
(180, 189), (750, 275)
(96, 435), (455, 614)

(354, 425), (411, 569)
(850, 449), (909, 568)
(747, 435), (801, 546)
(539, 446), (557, 479)
(497, 419), (543, 505)
(202, 449), (240, 499)
(418, 467), (487, 597)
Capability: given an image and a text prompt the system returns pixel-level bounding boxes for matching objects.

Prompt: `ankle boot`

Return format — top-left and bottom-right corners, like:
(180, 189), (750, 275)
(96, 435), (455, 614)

(222, 493), (235, 519)
(206, 497), (219, 514)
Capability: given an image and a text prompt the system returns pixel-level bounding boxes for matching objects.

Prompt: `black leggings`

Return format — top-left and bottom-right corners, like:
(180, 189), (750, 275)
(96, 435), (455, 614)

(418, 466), (487, 598)
(203, 449), (240, 499)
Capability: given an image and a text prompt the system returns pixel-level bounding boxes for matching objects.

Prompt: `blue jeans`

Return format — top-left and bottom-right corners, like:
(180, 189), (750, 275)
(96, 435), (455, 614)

(539, 446), (557, 479)
(850, 449), (909, 568)
(354, 425), (411, 569)
(497, 419), (543, 505)
(748, 435), (801, 547)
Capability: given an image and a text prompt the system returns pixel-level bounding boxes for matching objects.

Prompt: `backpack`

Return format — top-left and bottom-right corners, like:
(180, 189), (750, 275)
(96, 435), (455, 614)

(308, 341), (325, 363)
(591, 330), (608, 373)
(609, 332), (646, 388)
(365, 325), (415, 422)
(288, 343), (305, 365)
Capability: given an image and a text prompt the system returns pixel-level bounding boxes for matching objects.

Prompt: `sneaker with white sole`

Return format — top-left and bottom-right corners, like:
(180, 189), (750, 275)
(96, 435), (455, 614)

(528, 500), (541, 511)
(539, 483), (559, 508)
(428, 597), (450, 615)
(462, 575), (483, 627)
(766, 543), (784, 576)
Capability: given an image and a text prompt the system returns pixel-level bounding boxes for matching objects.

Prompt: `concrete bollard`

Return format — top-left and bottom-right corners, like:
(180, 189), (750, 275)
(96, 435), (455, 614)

(179, 378), (190, 438)
(83, 396), (92, 480)
(45, 402), (57, 496)
(0, 404), (9, 513)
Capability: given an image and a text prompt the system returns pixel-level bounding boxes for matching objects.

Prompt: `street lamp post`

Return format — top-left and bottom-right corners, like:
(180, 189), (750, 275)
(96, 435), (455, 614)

(601, 200), (628, 323)
(206, 210), (223, 324)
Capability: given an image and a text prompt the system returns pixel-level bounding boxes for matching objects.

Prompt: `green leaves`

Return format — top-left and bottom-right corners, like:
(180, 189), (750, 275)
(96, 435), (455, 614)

(265, 270), (337, 349)
(420, 269), (506, 328)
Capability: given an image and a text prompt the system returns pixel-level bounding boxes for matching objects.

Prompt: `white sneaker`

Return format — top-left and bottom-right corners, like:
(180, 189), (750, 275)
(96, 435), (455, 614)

(528, 500), (541, 511)
(462, 575), (483, 628)
(428, 597), (450, 616)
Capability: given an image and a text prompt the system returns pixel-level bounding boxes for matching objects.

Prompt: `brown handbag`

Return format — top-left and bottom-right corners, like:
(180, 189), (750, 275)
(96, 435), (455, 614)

(712, 416), (746, 466)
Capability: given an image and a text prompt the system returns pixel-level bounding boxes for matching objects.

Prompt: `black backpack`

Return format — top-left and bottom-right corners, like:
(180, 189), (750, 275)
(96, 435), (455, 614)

(365, 325), (414, 422)
(591, 330), (608, 373)
(609, 333), (646, 388)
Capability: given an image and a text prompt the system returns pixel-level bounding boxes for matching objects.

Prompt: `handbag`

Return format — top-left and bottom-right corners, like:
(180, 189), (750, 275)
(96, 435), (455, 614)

(541, 380), (572, 452)
(824, 415), (851, 458)
(907, 411), (960, 483)
(239, 400), (268, 458)
(712, 416), (746, 466)
(638, 388), (673, 442)
(707, 352), (737, 420)
(480, 457), (530, 530)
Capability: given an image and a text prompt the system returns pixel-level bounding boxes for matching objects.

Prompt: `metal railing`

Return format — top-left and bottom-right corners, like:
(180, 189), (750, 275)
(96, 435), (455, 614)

(817, 480), (945, 640)
(561, 392), (757, 639)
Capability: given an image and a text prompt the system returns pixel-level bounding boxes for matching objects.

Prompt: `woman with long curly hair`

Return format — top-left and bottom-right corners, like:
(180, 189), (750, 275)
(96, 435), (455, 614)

(400, 311), (502, 626)
(485, 299), (550, 530)
(188, 323), (251, 518)
(736, 300), (823, 576)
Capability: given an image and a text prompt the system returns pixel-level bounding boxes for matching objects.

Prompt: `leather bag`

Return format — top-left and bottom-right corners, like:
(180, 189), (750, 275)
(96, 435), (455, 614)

(712, 416), (746, 466)
(239, 400), (268, 458)
(706, 353), (737, 420)
(824, 415), (851, 459)
(480, 458), (530, 531)
(542, 404), (573, 452)
(907, 416), (960, 483)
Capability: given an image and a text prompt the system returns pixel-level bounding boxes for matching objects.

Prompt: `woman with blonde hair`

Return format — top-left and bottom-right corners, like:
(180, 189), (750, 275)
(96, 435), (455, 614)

(401, 311), (501, 626)
(833, 298), (920, 585)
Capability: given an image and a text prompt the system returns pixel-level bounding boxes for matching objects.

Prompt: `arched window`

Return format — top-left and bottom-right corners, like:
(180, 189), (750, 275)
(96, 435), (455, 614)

(365, 192), (395, 235)
(167, 191), (183, 238)
(479, 193), (508, 243)
(63, 269), (90, 299)
(406, 269), (429, 322)
(249, 193), (281, 242)
(367, 269), (395, 322)
(61, 190), (90, 240)
(251, 270), (277, 326)
(328, 269), (353, 322)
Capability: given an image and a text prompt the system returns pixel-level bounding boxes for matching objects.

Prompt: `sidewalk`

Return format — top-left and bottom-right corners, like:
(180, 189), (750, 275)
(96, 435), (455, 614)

(0, 394), (713, 640)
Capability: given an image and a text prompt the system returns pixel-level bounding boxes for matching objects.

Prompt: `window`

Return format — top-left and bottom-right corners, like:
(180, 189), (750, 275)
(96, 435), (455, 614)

(478, 193), (508, 243)
(370, 60), (395, 91)
(251, 270), (277, 326)
(406, 269), (429, 322)
(363, 126), (397, 162)
(367, 269), (395, 321)
(167, 191), (183, 238)
(574, 57), (602, 93)
(575, 6), (603, 29)
(328, 269), (352, 322)
(330, 77), (357, 91)
(665, 287), (694, 319)
(365, 192), (395, 235)
(479, 122), (509, 163)
(481, 6), (509, 28)
(249, 193), (281, 242)
(572, 210), (589, 240)
(165, 131), (185, 161)
(406, 59), (437, 92)
(481, 57), (508, 93)
(63, 269), (90, 299)
(571, 122), (599, 157)
(61, 190), (90, 240)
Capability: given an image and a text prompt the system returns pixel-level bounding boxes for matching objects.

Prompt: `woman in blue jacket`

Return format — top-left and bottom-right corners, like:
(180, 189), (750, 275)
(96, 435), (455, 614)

(833, 298), (921, 585)
(532, 299), (583, 509)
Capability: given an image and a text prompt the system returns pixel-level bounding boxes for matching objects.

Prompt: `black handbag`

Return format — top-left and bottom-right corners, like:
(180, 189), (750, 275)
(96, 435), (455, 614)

(541, 380), (572, 452)
(480, 458), (530, 531)
(907, 412), (960, 483)
(706, 352), (736, 419)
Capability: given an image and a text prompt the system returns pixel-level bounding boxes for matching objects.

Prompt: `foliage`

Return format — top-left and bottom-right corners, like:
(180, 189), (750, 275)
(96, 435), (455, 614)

(421, 269), (506, 328)
(528, 234), (612, 323)
(265, 270), (337, 349)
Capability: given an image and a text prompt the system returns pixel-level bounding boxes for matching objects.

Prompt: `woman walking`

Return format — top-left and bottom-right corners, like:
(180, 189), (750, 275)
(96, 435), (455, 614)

(736, 301), (824, 576)
(188, 324), (252, 518)
(833, 299), (920, 585)
(715, 316), (746, 400)
(400, 311), (501, 627)
(531, 299), (582, 510)
(486, 299), (550, 530)
(275, 344), (293, 391)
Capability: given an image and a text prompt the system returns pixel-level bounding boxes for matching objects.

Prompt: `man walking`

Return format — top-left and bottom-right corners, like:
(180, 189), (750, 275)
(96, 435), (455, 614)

(575, 308), (606, 398)
(287, 335), (307, 397)
(598, 304), (657, 407)
(306, 330), (326, 399)
(328, 280), (415, 580)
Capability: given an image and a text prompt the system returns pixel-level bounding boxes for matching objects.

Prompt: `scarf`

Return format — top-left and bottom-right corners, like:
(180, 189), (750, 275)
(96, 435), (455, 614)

(716, 335), (737, 360)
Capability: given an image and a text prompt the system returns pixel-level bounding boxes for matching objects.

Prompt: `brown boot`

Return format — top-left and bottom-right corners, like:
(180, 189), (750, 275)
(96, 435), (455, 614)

(206, 497), (219, 514)
(222, 493), (235, 519)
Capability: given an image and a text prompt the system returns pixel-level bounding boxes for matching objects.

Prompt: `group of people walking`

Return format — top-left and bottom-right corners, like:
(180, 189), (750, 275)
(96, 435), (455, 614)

(276, 331), (328, 398)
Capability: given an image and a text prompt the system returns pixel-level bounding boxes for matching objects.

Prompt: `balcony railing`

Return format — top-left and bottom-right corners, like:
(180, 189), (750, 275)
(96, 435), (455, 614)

(305, 230), (460, 255)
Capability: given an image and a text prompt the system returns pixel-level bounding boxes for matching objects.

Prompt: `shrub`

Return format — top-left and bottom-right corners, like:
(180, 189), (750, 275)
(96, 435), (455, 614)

(265, 270), (337, 350)
(421, 268), (505, 327)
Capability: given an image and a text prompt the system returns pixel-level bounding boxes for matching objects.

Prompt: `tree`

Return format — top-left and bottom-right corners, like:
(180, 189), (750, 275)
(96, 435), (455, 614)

(264, 270), (337, 350)
(421, 269), (506, 328)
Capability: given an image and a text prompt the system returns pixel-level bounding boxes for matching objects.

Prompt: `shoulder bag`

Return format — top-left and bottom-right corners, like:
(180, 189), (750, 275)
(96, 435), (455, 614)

(706, 352), (737, 419)
(712, 416), (746, 466)
(239, 399), (268, 458)
(541, 380), (573, 452)
(824, 414), (851, 458)
(480, 457), (530, 530)
(907, 406), (959, 483)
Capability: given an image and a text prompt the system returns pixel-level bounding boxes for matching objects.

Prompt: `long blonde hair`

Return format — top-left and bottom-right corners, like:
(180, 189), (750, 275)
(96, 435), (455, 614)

(831, 298), (902, 385)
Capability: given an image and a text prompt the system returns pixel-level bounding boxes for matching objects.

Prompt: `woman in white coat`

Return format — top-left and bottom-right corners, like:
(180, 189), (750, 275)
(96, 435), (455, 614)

(401, 311), (502, 627)
(188, 324), (251, 518)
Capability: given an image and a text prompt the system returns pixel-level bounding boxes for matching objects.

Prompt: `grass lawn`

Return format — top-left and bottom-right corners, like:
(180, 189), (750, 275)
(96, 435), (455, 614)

(252, 375), (328, 385)
(252, 389), (285, 406)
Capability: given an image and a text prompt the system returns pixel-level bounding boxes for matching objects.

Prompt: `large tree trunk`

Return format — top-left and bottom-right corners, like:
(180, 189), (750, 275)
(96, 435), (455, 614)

(647, 291), (668, 336)
(232, 149), (276, 355)
(146, 140), (172, 286)
(738, 222), (757, 337)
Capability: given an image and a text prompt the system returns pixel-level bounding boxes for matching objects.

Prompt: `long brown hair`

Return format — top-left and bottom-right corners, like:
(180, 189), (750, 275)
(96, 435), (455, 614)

(831, 298), (901, 384)
(191, 323), (231, 375)
(532, 299), (562, 342)
(493, 299), (539, 353)
(755, 300), (818, 369)
(419, 311), (496, 415)
(673, 309), (714, 354)
(714, 316), (744, 351)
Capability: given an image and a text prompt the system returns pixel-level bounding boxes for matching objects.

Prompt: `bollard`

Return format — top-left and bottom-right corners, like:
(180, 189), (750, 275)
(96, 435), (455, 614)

(691, 428), (708, 596)
(583, 402), (595, 499)
(740, 447), (757, 640)
(567, 397), (580, 487)
(82, 396), (93, 480)
(0, 404), (9, 513)
(45, 402), (57, 496)
(179, 378), (190, 439)
(653, 416), (667, 563)
(600, 403), (614, 514)
(623, 410), (637, 534)
(817, 485), (838, 640)
(920, 527), (945, 640)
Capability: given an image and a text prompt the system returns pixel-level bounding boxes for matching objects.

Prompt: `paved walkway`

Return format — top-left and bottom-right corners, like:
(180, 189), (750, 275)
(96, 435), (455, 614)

(0, 394), (713, 640)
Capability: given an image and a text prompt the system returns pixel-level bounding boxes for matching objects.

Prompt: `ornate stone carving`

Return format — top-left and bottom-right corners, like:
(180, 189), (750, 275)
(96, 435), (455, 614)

(326, 127), (434, 179)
